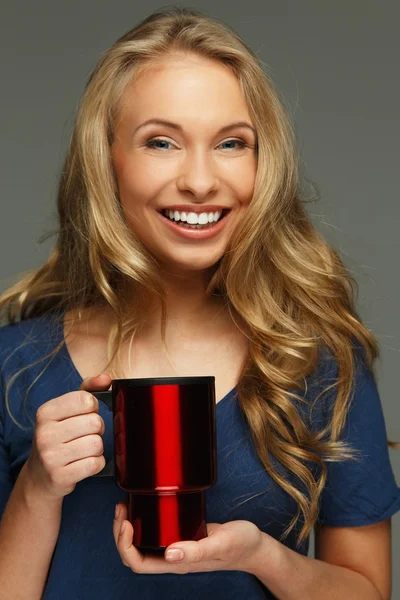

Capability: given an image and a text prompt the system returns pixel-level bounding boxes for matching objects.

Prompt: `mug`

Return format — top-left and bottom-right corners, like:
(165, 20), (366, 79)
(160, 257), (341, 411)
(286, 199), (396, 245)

(92, 376), (217, 552)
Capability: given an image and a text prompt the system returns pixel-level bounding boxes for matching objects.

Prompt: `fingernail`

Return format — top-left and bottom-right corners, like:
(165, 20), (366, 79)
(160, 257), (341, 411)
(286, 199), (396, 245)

(166, 548), (184, 561)
(115, 505), (120, 520)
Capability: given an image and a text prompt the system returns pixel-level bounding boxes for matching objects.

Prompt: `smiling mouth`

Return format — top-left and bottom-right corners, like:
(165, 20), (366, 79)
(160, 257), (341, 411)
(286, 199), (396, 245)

(159, 208), (231, 228)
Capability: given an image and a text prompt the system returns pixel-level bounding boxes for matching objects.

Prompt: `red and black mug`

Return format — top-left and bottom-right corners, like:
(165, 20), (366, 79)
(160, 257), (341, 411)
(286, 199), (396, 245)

(93, 376), (217, 552)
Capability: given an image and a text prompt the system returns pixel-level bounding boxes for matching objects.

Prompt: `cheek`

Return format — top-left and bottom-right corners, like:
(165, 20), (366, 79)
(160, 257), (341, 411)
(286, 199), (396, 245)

(116, 157), (168, 201)
(233, 162), (257, 205)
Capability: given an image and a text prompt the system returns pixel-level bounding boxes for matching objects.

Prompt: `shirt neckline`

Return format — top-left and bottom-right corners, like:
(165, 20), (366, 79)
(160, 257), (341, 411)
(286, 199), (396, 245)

(56, 311), (236, 410)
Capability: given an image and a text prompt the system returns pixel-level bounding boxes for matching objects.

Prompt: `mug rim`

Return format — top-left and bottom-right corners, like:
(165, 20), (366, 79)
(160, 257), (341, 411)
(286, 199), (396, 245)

(112, 376), (215, 386)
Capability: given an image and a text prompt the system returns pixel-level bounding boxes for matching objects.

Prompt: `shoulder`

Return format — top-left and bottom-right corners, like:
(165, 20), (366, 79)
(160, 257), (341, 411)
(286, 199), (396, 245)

(312, 338), (368, 379)
(0, 313), (68, 426)
(0, 312), (64, 366)
(301, 339), (375, 428)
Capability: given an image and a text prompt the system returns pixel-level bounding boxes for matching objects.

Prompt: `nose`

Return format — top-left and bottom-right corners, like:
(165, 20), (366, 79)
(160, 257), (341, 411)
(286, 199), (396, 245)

(176, 149), (219, 198)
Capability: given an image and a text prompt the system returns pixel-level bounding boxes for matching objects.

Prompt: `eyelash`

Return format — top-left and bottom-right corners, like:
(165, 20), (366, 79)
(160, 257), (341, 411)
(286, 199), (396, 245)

(144, 137), (249, 151)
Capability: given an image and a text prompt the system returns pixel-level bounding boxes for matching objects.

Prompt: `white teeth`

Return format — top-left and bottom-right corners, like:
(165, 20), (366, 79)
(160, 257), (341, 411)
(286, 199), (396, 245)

(163, 209), (223, 224)
(187, 212), (198, 225)
(198, 213), (209, 225)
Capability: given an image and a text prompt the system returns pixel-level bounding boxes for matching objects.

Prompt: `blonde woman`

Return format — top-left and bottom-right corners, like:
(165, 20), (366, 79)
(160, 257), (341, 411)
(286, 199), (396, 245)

(0, 7), (399, 600)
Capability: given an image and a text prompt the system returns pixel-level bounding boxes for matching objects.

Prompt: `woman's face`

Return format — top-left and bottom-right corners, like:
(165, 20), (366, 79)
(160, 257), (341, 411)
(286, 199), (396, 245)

(111, 54), (257, 275)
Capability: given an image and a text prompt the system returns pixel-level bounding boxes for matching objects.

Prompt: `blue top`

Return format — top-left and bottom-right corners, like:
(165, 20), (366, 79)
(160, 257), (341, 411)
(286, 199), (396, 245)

(0, 313), (399, 599)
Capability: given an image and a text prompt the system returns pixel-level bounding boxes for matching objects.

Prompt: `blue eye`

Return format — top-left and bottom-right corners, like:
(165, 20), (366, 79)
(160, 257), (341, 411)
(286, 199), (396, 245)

(220, 139), (247, 150)
(145, 138), (173, 151)
(145, 138), (248, 151)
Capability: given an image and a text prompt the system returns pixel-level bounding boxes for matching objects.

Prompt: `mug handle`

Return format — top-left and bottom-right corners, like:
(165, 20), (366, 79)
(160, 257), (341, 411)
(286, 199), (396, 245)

(93, 390), (113, 411)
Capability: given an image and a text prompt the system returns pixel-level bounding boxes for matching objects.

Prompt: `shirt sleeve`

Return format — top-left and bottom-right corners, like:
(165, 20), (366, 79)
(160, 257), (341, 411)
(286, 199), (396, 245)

(316, 348), (400, 527)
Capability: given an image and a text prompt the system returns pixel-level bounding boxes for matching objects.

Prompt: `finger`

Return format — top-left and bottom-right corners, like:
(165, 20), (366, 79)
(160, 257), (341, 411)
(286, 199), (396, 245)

(117, 519), (140, 568)
(36, 390), (99, 423)
(80, 373), (112, 392)
(117, 520), (175, 574)
(62, 434), (104, 464)
(57, 413), (105, 443)
(113, 502), (128, 550)
(63, 454), (106, 482)
(114, 510), (181, 574)
(165, 526), (225, 565)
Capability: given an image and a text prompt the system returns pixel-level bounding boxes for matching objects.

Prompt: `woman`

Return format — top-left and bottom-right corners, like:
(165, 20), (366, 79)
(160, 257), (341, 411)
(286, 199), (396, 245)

(0, 6), (399, 600)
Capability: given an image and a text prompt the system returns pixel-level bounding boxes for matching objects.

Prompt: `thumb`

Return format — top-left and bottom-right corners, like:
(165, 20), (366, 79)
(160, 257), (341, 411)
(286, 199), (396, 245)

(79, 373), (112, 391)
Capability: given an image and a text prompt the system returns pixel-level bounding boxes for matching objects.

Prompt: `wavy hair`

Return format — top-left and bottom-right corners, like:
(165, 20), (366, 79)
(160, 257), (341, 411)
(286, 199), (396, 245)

(0, 6), (398, 547)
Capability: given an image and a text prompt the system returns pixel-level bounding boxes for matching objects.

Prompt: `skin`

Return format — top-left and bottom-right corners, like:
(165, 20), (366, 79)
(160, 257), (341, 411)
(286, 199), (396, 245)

(73, 59), (391, 595)
(16, 54), (390, 596)
(104, 54), (263, 572)
(110, 52), (258, 327)
(17, 54), (259, 586)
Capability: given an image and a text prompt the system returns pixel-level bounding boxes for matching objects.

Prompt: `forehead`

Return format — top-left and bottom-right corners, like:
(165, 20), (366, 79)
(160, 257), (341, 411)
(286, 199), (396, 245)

(117, 54), (252, 127)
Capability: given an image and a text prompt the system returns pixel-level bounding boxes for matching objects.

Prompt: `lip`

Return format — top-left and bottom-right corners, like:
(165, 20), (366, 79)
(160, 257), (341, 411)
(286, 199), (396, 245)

(158, 209), (232, 240)
(158, 205), (229, 214)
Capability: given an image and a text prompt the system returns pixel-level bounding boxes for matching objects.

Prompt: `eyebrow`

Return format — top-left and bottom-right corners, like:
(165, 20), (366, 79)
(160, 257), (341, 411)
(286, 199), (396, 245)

(134, 118), (257, 136)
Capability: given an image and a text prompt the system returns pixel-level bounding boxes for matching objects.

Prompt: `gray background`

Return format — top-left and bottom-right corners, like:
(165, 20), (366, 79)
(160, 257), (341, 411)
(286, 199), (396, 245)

(1, 0), (399, 595)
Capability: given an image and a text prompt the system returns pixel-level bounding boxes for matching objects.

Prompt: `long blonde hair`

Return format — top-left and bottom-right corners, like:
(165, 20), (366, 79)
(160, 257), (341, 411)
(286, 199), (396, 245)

(1, 6), (397, 547)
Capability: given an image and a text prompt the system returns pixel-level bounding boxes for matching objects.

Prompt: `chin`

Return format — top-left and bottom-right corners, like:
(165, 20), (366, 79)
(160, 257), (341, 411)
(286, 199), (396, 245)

(160, 257), (222, 274)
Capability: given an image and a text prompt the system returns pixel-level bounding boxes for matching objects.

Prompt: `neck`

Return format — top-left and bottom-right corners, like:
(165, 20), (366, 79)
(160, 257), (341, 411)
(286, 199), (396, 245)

(69, 266), (235, 340)
(138, 265), (228, 334)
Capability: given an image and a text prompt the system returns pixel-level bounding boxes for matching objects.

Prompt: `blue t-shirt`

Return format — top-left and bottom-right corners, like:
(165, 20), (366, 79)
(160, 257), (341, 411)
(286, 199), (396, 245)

(0, 313), (399, 599)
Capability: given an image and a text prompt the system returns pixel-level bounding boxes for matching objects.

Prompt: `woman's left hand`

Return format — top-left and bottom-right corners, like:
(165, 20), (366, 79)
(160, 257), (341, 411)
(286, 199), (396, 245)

(113, 502), (263, 574)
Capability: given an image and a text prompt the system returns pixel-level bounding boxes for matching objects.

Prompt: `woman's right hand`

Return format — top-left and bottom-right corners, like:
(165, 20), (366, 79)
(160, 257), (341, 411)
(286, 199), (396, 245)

(25, 373), (112, 499)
